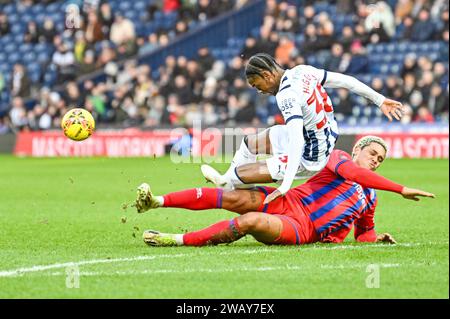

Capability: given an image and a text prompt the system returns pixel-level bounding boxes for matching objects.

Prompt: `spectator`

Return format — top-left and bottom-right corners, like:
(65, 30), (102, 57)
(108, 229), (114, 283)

(224, 57), (244, 83)
(324, 43), (344, 72)
(197, 47), (215, 72)
(401, 53), (418, 78)
(99, 2), (114, 38)
(163, 0), (181, 14)
(337, 0), (357, 14)
(52, 42), (76, 83)
(9, 97), (28, 130)
(335, 88), (354, 116)
(301, 23), (319, 55)
(84, 10), (105, 44)
(354, 22), (370, 46)
(10, 64), (31, 98)
(411, 9), (435, 42)
(74, 31), (87, 63)
(395, 0), (414, 23)
(96, 43), (117, 68)
(0, 12), (10, 36)
(40, 18), (57, 43)
(275, 35), (296, 67)
(195, 0), (219, 22)
(78, 49), (97, 75)
(253, 26), (277, 56)
(110, 14), (136, 47)
(339, 26), (355, 52)
(413, 105), (435, 123)
(299, 5), (315, 29)
(346, 41), (369, 74)
(385, 75), (399, 98)
(240, 37), (259, 60)
(24, 21), (40, 44)
(165, 94), (186, 125)
(174, 75), (194, 105)
(433, 62), (448, 88)
(0, 116), (11, 134)
(315, 20), (335, 51)
(428, 84), (448, 115)
(139, 33), (160, 55)
(64, 81), (83, 108)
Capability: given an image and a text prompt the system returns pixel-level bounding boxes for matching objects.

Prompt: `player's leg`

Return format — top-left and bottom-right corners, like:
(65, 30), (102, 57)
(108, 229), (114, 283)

(135, 183), (271, 214)
(143, 212), (288, 247)
(201, 126), (277, 188)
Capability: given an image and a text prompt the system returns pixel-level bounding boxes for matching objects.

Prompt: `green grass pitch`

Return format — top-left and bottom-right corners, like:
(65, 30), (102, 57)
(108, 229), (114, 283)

(0, 155), (448, 298)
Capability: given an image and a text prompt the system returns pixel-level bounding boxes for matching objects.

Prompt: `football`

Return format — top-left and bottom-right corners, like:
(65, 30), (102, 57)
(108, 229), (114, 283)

(61, 108), (95, 141)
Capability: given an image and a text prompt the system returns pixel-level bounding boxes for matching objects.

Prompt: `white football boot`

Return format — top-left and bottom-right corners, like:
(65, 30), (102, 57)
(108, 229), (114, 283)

(200, 164), (233, 190)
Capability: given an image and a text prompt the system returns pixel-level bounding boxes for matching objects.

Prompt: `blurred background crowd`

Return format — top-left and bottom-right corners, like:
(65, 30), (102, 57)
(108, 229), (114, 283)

(0, 0), (448, 134)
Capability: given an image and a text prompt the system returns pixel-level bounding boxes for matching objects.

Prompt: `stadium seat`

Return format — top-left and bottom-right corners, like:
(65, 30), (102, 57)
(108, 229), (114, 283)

(7, 53), (21, 64)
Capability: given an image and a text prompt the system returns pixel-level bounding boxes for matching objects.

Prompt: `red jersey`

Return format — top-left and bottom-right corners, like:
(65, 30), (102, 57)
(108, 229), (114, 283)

(288, 150), (378, 243)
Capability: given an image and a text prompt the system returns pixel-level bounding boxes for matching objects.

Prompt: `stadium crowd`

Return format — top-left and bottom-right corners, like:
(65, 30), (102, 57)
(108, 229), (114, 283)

(0, 0), (448, 134)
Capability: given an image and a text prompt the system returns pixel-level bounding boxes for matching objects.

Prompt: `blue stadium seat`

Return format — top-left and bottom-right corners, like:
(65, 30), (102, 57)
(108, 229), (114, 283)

(6, 13), (19, 25)
(3, 4), (16, 15)
(134, 0), (147, 11)
(119, 1), (132, 11)
(21, 13), (34, 25)
(0, 34), (12, 45)
(7, 52), (21, 64)
(37, 52), (50, 64)
(4, 43), (17, 53)
(18, 43), (33, 55)
(31, 4), (45, 14)
(23, 52), (37, 64)
(46, 2), (60, 13)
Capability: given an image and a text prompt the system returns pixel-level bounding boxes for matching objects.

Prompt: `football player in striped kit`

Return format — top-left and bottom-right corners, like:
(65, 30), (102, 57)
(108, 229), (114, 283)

(201, 53), (404, 205)
(135, 136), (435, 247)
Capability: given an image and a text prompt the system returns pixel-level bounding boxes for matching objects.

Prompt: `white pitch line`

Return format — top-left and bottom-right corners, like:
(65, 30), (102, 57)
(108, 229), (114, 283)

(41, 262), (435, 278)
(0, 241), (446, 278)
(46, 265), (306, 277)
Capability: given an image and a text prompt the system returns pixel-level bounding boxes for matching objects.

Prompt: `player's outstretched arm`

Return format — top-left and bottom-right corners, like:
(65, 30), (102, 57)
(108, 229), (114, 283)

(324, 71), (404, 121)
(336, 160), (436, 199)
(400, 187), (436, 201)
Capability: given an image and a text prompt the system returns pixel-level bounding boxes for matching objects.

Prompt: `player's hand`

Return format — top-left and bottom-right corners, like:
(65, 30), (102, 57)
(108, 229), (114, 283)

(380, 98), (404, 121)
(263, 189), (283, 205)
(401, 187), (436, 201)
(376, 233), (397, 244)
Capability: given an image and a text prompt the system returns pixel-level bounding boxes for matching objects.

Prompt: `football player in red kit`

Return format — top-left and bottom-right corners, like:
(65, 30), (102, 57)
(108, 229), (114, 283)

(135, 136), (435, 247)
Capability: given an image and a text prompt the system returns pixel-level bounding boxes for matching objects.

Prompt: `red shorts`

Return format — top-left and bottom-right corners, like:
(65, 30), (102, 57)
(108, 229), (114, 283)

(255, 186), (319, 245)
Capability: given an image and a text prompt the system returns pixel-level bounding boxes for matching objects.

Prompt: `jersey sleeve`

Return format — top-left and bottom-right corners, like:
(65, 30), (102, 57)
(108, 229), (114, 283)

(325, 150), (352, 175)
(354, 191), (377, 242)
(276, 86), (306, 124)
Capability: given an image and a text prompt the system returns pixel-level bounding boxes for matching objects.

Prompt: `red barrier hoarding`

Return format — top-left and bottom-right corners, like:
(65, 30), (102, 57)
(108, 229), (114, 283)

(14, 130), (449, 158)
(356, 133), (449, 158)
(14, 130), (182, 157)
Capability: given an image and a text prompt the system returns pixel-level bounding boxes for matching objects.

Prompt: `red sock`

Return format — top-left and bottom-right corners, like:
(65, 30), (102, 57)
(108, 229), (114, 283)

(183, 218), (244, 246)
(162, 188), (223, 210)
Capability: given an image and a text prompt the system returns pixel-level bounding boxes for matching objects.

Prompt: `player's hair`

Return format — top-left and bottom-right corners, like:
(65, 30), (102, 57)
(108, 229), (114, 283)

(245, 53), (283, 79)
(352, 136), (388, 157)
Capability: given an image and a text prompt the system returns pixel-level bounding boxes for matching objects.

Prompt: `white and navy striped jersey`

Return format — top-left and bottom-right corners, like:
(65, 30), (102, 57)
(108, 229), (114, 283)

(275, 64), (339, 169)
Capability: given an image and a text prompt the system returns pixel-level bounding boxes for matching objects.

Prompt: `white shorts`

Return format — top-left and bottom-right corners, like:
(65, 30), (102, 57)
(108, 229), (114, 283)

(266, 125), (328, 181)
